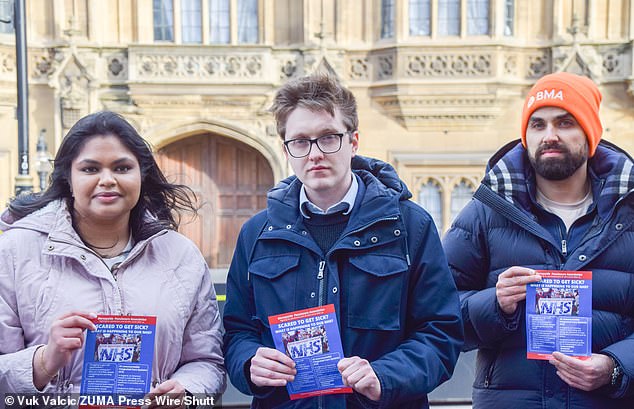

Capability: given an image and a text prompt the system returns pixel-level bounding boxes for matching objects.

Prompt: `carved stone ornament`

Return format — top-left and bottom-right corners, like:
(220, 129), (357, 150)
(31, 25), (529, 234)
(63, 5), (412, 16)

(377, 55), (393, 80)
(59, 58), (91, 129)
(0, 51), (14, 74)
(527, 51), (551, 78)
(137, 54), (263, 79)
(406, 54), (492, 77)
(373, 93), (504, 130)
(552, 44), (602, 79)
(349, 57), (369, 80)
(107, 53), (128, 80)
(30, 48), (66, 80)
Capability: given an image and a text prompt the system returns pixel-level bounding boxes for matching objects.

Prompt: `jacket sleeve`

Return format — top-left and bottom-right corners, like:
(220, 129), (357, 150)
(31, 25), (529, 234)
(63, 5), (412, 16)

(0, 232), (53, 393)
(222, 218), (278, 400)
(169, 243), (226, 394)
(602, 334), (634, 398)
(442, 200), (521, 351)
(370, 205), (464, 408)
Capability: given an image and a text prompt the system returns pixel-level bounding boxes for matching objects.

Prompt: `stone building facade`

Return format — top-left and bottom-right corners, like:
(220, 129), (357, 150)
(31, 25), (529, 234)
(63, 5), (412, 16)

(1, 0), (634, 271)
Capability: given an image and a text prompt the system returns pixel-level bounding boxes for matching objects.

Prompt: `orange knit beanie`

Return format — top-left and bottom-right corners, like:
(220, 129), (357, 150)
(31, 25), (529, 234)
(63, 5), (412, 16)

(521, 72), (603, 157)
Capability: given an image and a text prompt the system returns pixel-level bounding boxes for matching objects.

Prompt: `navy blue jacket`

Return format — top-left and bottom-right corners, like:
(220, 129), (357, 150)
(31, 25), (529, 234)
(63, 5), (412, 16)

(223, 156), (463, 409)
(443, 140), (634, 409)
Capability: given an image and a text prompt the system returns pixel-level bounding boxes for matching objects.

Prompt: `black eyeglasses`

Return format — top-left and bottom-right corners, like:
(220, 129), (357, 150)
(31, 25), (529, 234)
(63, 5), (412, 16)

(284, 132), (350, 158)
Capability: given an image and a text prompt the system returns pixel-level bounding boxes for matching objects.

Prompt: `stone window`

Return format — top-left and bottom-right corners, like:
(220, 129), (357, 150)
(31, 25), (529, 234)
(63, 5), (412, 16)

(237, 0), (258, 43)
(0, 0), (12, 34)
(407, 0), (493, 38)
(409, 0), (431, 36)
(209, 0), (230, 43)
(153, 0), (174, 41)
(450, 179), (475, 222)
(418, 179), (444, 232)
(182, 0), (202, 43)
(467, 0), (490, 35)
(381, 0), (396, 39)
(504, 0), (514, 36)
(438, 0), (460, 36)
(153, 0), (259, 44)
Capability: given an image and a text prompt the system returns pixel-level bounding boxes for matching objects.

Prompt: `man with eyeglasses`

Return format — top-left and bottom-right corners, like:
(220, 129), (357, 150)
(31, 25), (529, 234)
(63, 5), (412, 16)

(223, 74), (463, 408)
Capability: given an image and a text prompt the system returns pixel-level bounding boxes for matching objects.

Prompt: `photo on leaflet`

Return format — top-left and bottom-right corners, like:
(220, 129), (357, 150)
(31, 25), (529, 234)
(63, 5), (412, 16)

(534, 288), (580, 316)
(93, 332), (143, 362)
(282, 325), (330, 359)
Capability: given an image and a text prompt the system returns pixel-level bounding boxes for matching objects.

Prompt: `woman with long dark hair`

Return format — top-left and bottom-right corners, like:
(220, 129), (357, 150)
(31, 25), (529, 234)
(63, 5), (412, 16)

(0, 111), (225, 398)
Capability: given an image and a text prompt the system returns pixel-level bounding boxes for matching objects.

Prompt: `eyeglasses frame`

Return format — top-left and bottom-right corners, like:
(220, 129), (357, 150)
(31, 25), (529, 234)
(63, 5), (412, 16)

(283, 131), (354, 158)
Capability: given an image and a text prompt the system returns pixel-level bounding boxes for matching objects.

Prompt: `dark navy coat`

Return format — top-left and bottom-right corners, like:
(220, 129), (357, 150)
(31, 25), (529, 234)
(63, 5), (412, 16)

(443, 140), (634, 409)
(223, 156), (463, 409)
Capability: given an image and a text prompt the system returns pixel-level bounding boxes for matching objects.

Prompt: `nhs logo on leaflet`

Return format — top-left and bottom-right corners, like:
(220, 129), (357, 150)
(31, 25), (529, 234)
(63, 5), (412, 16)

(538, 298), (574, 315)
(288, 337), (323, 359)
(527, 89), (564, 108)
(97, 344), (135, 362)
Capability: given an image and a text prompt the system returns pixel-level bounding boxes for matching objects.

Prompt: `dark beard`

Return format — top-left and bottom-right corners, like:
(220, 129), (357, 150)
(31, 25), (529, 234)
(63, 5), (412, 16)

(529, 143), (588, 181)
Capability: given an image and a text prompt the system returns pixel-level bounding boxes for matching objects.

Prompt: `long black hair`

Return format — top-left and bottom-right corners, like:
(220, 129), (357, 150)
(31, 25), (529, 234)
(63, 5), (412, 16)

(9, 111), (197, 240)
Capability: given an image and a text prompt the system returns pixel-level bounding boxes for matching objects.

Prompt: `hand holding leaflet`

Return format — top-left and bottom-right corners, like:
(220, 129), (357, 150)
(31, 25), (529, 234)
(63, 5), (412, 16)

(338, 356), (381, 401)
(250, 346), (297, 387)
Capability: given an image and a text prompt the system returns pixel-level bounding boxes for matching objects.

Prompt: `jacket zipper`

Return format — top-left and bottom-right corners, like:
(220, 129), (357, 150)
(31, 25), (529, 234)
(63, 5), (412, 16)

(316, 260), (326, 409)
(484, 354), (497, 388)
(557, 224), (567, 258)
(317, 260), (326, 306)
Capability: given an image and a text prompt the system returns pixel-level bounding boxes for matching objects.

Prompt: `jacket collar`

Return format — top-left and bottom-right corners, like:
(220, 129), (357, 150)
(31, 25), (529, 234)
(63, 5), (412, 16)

(480, 140), (634, 219)
(265, 156), (411, 232)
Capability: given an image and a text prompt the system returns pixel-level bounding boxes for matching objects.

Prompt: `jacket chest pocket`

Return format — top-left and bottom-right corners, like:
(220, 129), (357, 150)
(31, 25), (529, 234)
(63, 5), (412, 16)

(249, 254), (301, 325)
(345, 253), (407, 331)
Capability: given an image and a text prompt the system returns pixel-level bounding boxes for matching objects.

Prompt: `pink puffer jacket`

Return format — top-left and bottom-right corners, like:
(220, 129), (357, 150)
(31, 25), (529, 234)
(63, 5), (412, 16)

(0, 200), (226, 394)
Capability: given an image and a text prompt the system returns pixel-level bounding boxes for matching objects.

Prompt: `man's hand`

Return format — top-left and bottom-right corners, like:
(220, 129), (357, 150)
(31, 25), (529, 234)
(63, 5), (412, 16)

(338, 356), (381, 402)
(146, 379), (186, 409)
(496, 267), (541, 315)
(550, 352), (614, 391)
(250, 347), (296, 387)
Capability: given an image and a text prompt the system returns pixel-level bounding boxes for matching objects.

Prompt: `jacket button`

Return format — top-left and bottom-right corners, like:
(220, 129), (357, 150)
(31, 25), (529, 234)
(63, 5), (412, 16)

(394, 229), (401, 236)
(353, 240), (361, 246)
(286, 225), (292, 229)
(47, 245), (54, 251)
(615, 223), (623, 231)
(578, 254), (587, 261)
(310, 292), (316, 298)
(301, 230), (307, 235)
(80, 255), (87, 261)
(370, 236), (378, 243)
(267, 226), (273, 231)
(332, 287), (338, 294)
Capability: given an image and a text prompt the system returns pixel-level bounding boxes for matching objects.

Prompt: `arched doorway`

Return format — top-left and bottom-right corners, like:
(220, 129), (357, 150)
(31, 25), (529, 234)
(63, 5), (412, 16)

(156, 133), (275, 268)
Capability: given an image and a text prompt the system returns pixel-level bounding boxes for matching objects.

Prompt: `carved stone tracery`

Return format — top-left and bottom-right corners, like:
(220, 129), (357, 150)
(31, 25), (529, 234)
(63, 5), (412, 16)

(406, 54), (492, 77)
(136, 54), (263, 79)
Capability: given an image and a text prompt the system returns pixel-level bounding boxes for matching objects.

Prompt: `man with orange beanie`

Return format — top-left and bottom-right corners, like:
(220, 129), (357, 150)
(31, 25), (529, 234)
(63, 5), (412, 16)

(444, 71), (634, 409)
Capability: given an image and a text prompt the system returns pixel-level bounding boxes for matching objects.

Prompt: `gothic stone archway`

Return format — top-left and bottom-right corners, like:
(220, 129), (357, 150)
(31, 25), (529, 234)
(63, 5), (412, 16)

(156, 133), (274, 268)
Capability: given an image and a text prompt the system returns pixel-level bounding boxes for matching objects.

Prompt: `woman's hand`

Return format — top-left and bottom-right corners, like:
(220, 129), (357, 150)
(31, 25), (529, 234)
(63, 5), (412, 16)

(33, 311), (97, 390)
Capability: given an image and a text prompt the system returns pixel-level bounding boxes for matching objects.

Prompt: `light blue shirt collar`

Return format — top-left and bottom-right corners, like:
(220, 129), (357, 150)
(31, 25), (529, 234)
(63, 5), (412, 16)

(300, 174), (358, 218)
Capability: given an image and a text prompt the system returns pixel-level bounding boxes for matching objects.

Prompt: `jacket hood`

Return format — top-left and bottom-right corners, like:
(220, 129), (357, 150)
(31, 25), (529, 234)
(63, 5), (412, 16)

(268, 155), (411, 205)
(480, 139), (634, 217)
(0, 200), (64, 234)
(265, 155), (412, 230)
